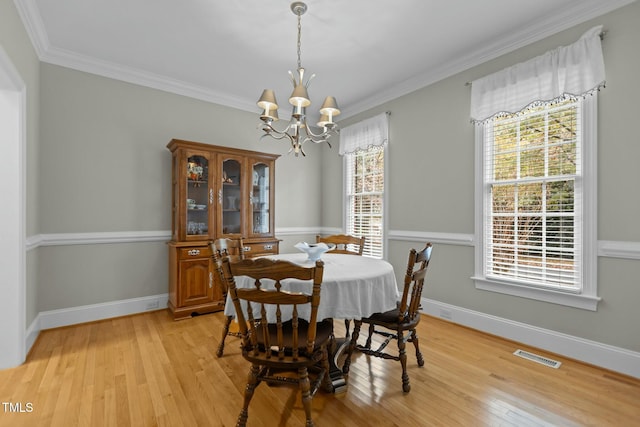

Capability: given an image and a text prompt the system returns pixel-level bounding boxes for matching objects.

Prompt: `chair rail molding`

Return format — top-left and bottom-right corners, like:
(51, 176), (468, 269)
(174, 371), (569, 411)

(389, 230), (475, 246)
(26, 230), (172, 250)
(25, 230), (640, 260)
(598, 240), (640, 260)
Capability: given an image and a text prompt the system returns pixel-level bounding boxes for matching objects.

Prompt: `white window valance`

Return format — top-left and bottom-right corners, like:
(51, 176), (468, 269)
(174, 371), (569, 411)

(470, 25), (605, 123)
(339, 112), (389, 155)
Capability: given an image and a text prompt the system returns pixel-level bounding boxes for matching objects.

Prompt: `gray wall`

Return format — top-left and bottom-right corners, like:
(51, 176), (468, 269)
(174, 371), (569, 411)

(323, 2), (640, 353)
(35, 64), (324, 311)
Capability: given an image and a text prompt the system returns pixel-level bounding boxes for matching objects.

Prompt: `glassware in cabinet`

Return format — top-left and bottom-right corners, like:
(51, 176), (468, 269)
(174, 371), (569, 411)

(250, 161), (271, 235)
(220, 156), (243, 235)
(186, 154), (210, 237)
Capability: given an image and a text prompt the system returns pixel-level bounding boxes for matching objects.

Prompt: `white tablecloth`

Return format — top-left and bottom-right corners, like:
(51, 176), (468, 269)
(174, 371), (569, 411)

(224, 253), (399, 321)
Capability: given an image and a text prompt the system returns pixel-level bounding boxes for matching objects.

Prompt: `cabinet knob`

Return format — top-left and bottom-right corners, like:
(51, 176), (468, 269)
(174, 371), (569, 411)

(188, 249), (200, 256)
(264, 244), (273, 250)
(209, 188), (214, 204)
(243, 246), (251, 252)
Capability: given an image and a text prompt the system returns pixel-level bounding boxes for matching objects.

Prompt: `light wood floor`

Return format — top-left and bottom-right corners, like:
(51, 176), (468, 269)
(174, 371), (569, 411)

(1, 310), (638, 426)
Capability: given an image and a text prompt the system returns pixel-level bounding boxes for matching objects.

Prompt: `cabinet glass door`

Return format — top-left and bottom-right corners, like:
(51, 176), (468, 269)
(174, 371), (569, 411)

(251, 162), (271, 235)
(186, 155), (209, 237)
(221, 158), (242, 234)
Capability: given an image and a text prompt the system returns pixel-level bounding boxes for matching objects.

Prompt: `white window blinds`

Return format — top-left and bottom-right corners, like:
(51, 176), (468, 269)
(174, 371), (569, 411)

(484, 99), (582, 290)
(345, 146), (385, 258)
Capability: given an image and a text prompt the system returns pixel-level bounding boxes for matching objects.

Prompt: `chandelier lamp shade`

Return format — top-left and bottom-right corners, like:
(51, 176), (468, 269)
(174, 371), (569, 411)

(257, 1), (340, 157)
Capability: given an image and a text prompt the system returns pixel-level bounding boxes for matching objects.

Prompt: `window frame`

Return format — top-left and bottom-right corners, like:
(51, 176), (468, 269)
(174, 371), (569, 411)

(343, 144), (388, 259)
(472, 95), (600, 311)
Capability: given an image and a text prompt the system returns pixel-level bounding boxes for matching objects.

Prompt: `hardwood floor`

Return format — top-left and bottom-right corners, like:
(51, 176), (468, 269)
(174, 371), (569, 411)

(1, 310), (638, 426)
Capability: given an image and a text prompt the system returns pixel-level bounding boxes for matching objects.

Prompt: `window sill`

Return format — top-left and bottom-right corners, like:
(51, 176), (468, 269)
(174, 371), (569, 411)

(472, 276), (601, 311)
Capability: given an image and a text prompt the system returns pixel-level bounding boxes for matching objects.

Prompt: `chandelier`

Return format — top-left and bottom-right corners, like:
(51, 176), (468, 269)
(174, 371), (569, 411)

(257, 1), (340, 157)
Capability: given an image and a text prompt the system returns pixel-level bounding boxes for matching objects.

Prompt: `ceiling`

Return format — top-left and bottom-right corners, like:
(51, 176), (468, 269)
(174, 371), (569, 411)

(15, 0), (635, 119)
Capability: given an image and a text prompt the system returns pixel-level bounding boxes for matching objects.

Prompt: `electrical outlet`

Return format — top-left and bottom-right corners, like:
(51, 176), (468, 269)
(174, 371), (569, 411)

(145, 300), (160, 310)
(439, 309), (452, 320)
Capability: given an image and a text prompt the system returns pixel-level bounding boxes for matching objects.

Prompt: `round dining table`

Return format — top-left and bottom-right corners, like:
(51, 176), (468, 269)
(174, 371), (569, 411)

(223, 252), (399, 321)
(223, 252), (399, 393)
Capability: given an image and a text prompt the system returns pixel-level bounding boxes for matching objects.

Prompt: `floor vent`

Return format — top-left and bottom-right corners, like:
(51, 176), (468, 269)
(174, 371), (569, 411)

(513, 349), (562, 369)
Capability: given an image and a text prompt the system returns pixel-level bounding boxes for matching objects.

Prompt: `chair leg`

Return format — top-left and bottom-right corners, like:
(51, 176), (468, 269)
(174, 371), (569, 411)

(216, 315), (233, 357)
(397, 330), (410, 393)
(320, 345), (333, 393)
(237, 364), (261, 426)
(364, 323), (375, 349)
(410, 329), (425, 367)
(342, 320), (362, 375)
(344, 319), (351, 339)
(298, 367), (314, 427)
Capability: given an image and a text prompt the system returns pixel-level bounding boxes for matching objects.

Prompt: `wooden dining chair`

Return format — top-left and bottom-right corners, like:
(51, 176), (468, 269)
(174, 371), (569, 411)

(343, 243), (433, 393)
(316, 234), (365, 337)
(211, 237), (244, 357)
(219, 257), (333, 427)
(316, 234), (365, 255)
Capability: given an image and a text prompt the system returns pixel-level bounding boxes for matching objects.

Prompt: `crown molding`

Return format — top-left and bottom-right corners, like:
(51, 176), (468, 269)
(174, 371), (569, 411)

(12, 0), (50, 57)
(14, 0), (637, 119)
(344, 0), (637, 118)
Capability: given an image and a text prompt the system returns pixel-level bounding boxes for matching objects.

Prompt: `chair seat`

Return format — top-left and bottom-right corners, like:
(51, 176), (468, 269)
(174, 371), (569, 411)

(364, 304), (402, 324)
(252, 318), (334, 356)
(363, 303), (420, 329)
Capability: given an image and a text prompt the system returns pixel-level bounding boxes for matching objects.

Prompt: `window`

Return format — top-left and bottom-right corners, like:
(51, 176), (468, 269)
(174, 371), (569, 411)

(474, 96), (599, 310)
(345, 146), (385, 258)
(340, 112), (389, 259)
(471, 26), (604, 310)
(485, 98), (581, 288)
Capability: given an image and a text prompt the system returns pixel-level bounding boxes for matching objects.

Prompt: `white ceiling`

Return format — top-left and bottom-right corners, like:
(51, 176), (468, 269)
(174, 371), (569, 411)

(15, 0), (635, 119)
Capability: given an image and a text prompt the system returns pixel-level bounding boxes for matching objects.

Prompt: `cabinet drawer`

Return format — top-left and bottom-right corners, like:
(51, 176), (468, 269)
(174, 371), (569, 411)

(243, 241), (279, 258)
(178, 246), (212, 259)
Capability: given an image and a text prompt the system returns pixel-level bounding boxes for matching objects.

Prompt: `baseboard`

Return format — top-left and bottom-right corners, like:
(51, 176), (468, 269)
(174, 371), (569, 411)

(25, 293), (169, 356)
(422, 298), (640, 379)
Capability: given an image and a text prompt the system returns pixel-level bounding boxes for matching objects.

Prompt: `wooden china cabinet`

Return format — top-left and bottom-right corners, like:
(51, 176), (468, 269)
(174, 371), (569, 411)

(166, 139), (280, 320)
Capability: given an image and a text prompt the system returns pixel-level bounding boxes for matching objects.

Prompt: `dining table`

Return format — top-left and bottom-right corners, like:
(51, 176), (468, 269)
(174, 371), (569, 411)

(223, 251), (400, 392)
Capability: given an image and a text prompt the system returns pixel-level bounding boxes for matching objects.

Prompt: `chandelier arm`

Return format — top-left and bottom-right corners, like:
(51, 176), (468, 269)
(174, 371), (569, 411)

(260, 121), (294, 137)
(303, 123), (337, 140)
(260, 132), (291, 142)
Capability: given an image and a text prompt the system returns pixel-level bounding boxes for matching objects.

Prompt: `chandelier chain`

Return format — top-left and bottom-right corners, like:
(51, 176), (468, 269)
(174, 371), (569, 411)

(296, 12), (302, 70)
